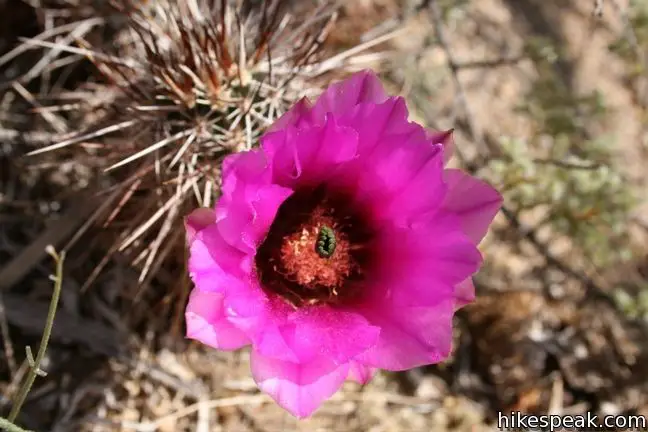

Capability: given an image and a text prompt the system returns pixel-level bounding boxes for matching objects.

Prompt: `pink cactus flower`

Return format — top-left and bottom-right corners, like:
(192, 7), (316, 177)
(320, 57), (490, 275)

(184, 70), (501, 418)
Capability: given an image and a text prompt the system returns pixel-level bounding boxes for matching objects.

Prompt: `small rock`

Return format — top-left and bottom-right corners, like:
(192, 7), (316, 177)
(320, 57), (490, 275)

(416, 375), (448, 401)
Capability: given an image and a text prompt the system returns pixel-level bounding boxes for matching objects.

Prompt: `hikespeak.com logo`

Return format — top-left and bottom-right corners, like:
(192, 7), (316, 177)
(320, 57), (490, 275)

(497, 411), (648, 431)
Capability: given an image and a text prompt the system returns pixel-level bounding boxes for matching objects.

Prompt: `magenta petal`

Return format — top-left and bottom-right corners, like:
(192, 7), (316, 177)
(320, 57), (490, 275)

(239, 183), (292, 248)
(218, 150), (293, 251)
(301, 115), (359, 185)
(454, 278), (475, 309)
(356, 298), (455, 371)
(260, 129), (304, 184)
(349, 129), (441, 219)
(185, 208), (216, 245)
(253, 322), (302, 363)
(185, 289), (250, 350)
(251, 350), (349, 418)
(217, 151), (269, 251)
(279, 306), (380, 364)
(381, 147), (446, 223)
(410, 227), (482, 285)
(262, 115), (359, 188)
(375, 272), (455, 309)
(428, 129), (455, 164)
(347, 361), (376, 385)
(338, 97), (413, 154)
(442, 169), (503, 244)
(269, 97), (314, 132)
(244, 302), (380, 365)
(192, 280), (299, 364)
(352, 129), (428, 194)
(215, 200), (255, 252)
(376, 215), (482, 288)
(230, 294), (303, 364)
(311, 70), (388, 121)
(188, 223), (249, 282)
(220, 150), (270, 198)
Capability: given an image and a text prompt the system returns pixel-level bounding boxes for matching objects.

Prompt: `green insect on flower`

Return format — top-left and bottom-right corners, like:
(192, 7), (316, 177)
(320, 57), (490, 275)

(316, 226), (336, 258)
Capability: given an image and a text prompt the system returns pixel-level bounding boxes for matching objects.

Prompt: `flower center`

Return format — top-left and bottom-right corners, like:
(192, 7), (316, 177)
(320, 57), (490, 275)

(255, 185), (374, 308)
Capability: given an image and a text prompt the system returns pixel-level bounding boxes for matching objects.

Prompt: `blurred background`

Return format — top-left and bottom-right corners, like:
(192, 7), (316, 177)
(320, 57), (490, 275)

(1, 0), (648, 430)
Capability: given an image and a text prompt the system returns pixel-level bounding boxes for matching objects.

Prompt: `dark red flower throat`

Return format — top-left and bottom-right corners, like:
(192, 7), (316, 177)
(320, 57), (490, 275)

(255, 185), (374, 308)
